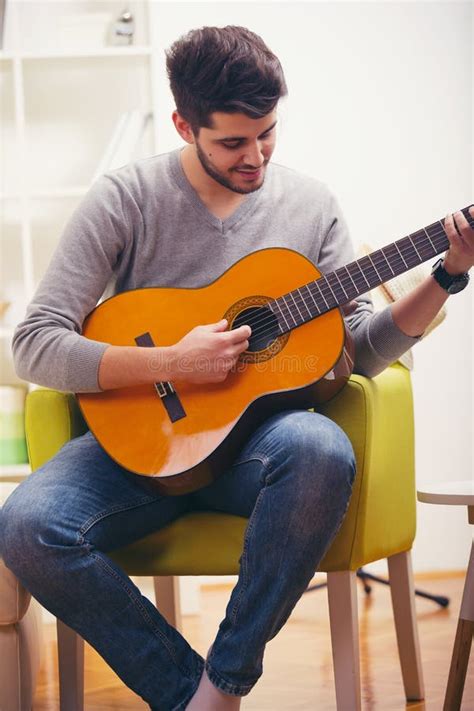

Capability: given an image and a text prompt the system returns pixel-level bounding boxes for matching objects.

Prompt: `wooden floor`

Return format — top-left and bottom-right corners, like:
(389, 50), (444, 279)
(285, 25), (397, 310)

(33, 572), (473, 710)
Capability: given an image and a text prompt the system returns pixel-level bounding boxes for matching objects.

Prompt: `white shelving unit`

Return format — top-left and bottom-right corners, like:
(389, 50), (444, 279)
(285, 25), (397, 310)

(0, 0), (158, 478)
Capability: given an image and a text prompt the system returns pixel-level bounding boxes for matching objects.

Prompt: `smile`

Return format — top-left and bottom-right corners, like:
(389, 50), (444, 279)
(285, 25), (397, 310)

(235, 168), (263, 180)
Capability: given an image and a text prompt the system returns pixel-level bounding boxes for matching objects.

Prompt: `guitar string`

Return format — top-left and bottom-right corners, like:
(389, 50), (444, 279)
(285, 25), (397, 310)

(230, 242), (443, 343)
(229, 210), (473, 340)
(228, 223), (452, 342)
(150, 214), (470, 378)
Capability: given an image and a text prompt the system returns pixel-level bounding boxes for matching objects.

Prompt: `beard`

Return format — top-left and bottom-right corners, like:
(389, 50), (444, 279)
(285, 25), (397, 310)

(195, 139), (267, 195)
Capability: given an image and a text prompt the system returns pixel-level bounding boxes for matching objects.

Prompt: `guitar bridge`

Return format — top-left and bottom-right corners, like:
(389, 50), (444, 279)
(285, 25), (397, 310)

(155, 381), (175, 398)
(135, 332), (186, 423)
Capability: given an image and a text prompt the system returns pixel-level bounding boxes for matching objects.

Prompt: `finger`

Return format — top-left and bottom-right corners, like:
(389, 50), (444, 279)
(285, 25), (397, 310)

(207, 318), (228, 332)
(453, 209), (474, 238)
(226, 340), (248, 358)
(233, 339), (250, 354)
(341, 300), (358, 316)
(444, 213), (462, 244)
(227, 324), (252, 342)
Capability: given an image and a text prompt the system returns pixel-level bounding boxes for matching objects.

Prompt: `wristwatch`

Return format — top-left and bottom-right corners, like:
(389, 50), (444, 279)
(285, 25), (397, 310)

(431, 258), (470, 294)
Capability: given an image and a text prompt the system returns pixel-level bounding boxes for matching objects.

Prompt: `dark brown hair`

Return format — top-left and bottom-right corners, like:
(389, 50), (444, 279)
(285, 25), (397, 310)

(165, 26), (288, 132)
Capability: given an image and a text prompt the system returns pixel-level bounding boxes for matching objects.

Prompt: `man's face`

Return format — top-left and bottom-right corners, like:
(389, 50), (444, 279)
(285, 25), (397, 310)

(193, 110), (278, 195)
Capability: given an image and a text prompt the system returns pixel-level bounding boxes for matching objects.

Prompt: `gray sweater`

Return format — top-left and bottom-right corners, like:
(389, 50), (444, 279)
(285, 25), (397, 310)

(12, 149), (420, 392)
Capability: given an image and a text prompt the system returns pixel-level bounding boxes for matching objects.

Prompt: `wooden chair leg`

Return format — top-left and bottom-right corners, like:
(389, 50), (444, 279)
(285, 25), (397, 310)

(327, 570), (361, 711)
(387, 550), (425, 701)
(153, 575), (182, 631)
(56, 618), (84, 711)
(443, 541), (474, 711)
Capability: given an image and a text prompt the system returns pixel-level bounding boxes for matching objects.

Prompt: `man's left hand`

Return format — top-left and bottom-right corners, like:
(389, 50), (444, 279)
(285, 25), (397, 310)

(443, 205), (474, 275)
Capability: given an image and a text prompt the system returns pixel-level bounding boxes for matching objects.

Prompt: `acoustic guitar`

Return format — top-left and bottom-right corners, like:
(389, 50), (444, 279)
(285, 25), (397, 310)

(78, 206), (473, 495)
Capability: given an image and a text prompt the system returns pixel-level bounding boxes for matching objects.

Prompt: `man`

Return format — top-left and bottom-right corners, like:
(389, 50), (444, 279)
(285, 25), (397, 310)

(1, 25), (473, 711)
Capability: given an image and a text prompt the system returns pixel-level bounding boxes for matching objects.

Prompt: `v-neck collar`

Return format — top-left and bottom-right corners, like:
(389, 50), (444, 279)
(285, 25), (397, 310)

(168, 148), (265, 235)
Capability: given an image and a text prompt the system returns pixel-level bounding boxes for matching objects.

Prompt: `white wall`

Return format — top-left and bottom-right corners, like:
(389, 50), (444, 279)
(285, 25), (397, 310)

(150, 1), (473, 574)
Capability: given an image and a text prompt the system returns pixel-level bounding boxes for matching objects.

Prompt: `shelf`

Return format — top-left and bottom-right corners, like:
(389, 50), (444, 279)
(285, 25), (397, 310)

(1, 0), (155, 388)
(0, 46), (152, 61)
(1, 187), (89, 200)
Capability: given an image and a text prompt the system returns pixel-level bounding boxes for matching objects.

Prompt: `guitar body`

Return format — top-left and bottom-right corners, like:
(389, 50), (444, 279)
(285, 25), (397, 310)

(78, 247), (354, 495)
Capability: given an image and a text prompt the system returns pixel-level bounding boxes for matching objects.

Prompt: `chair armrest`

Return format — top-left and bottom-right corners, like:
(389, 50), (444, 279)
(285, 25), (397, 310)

(25, 389), (87, 471)
(317, 364), (416, 571)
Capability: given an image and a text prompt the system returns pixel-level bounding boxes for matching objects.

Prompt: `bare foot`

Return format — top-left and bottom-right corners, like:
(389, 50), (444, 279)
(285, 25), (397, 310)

(186, 668), (241, 710)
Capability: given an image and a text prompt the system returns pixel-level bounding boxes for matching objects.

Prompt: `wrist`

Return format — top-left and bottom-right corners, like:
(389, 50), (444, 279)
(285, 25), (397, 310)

(155, 345), (179, 382)
(443, 253), (470, 276)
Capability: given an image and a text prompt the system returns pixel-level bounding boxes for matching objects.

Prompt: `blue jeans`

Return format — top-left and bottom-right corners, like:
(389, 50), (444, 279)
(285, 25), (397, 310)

(0, 409), (355, 710)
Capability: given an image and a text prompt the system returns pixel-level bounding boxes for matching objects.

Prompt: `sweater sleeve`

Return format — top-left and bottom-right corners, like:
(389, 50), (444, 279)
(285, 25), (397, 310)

(317, 189), (421, 377)
(12, 174), (141, 392)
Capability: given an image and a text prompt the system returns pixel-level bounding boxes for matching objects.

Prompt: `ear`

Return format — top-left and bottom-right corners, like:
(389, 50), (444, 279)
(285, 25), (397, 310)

(172, 111), (196, 145)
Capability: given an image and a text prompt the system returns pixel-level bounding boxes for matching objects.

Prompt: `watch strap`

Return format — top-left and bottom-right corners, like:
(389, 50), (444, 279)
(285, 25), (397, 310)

(431, 258), (470, 294)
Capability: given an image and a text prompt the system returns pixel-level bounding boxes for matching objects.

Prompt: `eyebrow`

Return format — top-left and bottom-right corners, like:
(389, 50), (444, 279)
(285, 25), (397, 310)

(214, 120), (278, 143)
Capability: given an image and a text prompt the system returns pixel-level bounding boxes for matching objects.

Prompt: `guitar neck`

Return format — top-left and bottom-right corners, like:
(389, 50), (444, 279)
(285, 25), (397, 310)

(270, 205), (474, 332)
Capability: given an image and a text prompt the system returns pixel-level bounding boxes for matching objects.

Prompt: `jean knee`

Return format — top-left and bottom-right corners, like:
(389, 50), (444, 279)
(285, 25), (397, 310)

(281, 411), (356, 491)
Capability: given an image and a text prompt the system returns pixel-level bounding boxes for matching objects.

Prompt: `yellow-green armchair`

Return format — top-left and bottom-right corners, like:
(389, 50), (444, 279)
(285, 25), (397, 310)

(25, 364), (424, 710)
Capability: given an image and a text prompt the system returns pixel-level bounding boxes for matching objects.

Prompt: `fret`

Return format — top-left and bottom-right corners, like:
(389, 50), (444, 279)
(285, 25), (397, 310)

(382, 244), (407, 277)
(322, 276), (337, 302)
(398, 236), (420, 266)
(282, 294), (299, 327)
(345, 262), (367, 292)
(393, 242), (408, 269)
(343, 264), (359, 292)
(297, 287), (314, 318)
(332, 271), (351, 301)
(408, 235), (422, 261)
(289, 291), (304, 322)
(303, 284), (321, 315)
(367, 253), (383, 282)
(354, 260), (371, 288)
(376, 248), (395, 277)
(298, 284), (319, 318)
(314, 279), (330, 309)
(270, 300), (290, 331)
(278, 295), (297, 328)
(425, 220), (449, 251)
(326, 272), (347, 303)
(367, 250), (395, 287)
(318, 278), (338, 308)
(409, 228), (434, 259)
(423, 227), (436, 251)
(437, 220), (449, 246)
(361, 255), (380, 286)
(372, 252), (395, 282)
(269, 206), (470, 335)
(436, 220), (449, 247)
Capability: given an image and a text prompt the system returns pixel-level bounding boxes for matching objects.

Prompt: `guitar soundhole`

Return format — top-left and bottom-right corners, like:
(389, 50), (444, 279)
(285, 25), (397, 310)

(224, 296), (290, 364)
(232, 306), (280, 352)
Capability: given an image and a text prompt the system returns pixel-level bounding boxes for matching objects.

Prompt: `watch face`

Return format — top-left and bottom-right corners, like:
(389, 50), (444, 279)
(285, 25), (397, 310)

(447, 277), (469, 294)
(448, 279), (468, 294)
(432, 259), (470, 294)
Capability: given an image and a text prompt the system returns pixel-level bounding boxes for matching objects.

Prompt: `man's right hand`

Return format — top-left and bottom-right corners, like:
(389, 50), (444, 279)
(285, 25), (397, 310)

(169, 318), (251, 384)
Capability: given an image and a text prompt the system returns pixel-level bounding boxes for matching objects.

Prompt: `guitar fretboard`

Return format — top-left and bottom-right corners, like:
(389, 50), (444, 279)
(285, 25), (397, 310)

(268, 206), (473, 333)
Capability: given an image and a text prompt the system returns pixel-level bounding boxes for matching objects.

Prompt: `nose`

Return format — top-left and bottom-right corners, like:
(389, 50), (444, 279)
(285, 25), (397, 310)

(241, 140), (266, 168)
